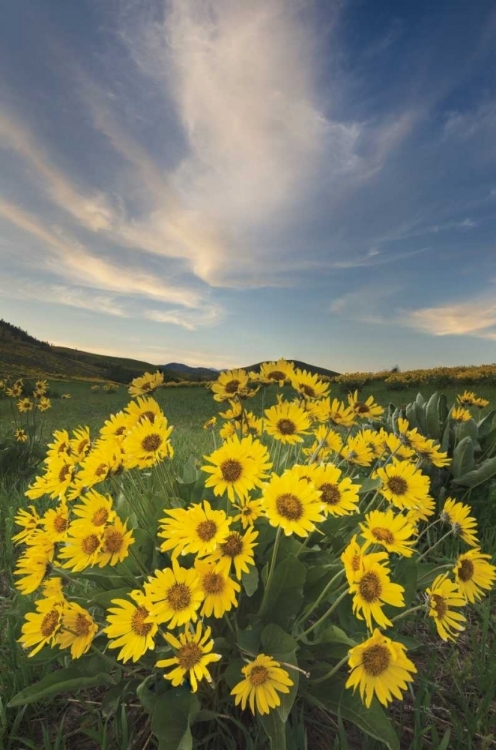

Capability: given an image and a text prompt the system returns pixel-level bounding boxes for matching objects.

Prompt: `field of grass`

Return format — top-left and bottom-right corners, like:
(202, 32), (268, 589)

(1, 378), (496, 748)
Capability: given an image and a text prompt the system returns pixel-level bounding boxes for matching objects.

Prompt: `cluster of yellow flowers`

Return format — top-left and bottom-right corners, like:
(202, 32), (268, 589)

(1, 377), (54, 444)
(333, 364), (496, 390)
(11, 362), (496, 733)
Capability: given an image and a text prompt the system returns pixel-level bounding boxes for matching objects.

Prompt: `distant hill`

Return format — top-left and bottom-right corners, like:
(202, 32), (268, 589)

(161, 363), (220, 380)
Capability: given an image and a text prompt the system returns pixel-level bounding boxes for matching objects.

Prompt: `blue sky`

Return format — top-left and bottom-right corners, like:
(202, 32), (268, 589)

(1, 0), (495, 372)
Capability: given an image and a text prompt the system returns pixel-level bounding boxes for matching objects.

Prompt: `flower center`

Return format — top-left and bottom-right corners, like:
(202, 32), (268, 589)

(276, 418), (296, 435)
(268, 370), (285, 381)
(320, 483), (341, 505)
(95, 463), (109, 478)
(220, 533), (243, 558)
(131, 606), (153, 636)
(249, 665), (269, 686)
(371, 527), (395, 545)
(358, 571), (382, 602)
(361, 644), (390, 676)
(141, 434), (162, 452)
(431, 593), (448, 618)
(53, 514), (68, 533)
(202, 572), (225, 595)
(177, 642), (203, 670)
(300, 384), (315, 398)
(41, 609), (60, 637)
(351, 554), (361, 572)
(220, 459), (243, 482)
(104, 529), (124, 553)
(166, 583), (192, 610)
(81, 534), (100, 555)
(387, 476), (408, 496)
(458, 559), (474, 582)
(75, 612), (92, 636)
(196, 520), (218, 542)
(276, 493), (303, 521)
(225, 380), (241, 394)
(115, 426), (126, 436)
(58, 465), (71, 483)
(356, 403), (370, 414)
(92, 508), (109, 526)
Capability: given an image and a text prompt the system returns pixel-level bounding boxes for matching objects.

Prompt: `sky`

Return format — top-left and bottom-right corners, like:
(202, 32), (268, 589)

(1, 0), (496, 373)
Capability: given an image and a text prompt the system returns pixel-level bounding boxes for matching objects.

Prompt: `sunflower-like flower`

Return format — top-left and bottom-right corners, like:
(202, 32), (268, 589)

(360, 509), (416, 557)
(68, 439), (124, 499)
(14, 534), (55, 594)
(123, 414), (173, 469)
(195, 559), (241, 618)
(15, 428), (28, 443)
(474, 396), (489, 408)
(47, 429), (71, 458)
(104, 589), (158, 663)
(128, 371), (164, 397)
(124, 396), (164, 428)
(350, 556), (405, 630)
(440, 498), (478, 547)
(230, 654), (293, 715)
(156, 623), (221, 692)
(262, 471), (324, 537)
(17, 397), (33, 413)
(41, 502), (70, 543)
(453, 548), (496, 603)
(376, 459), (430, 511)
(346, 629), (416, 708)
(6, 383), (23, 398)
(258, 359), (295, 386)
(99, 411), (131, 442)
(451, 406), (471, 423)
(380, 432), (414, 461)
(312, 464), (360, 517)
(457, 390), (477, 406)
(145, 561), (204, 627)
(361, 429), (388, 460)
(158, 500), (231, 558)
(69, 427), (91, 461)
(302, 424), (343, 461)
(209, 527), (258, 579)
(25, 453), (78, 501)
(232, 498), (265, 529)
(264, 401), (311, 444)
(71, 489), (116, 531)
(340, 433), (375, 467)
(99, 517), (134, 567)
(202, 434), (272, 504)
(410, 435), (451, 467)
(347, 391), (384, 420)
(57, 602), (98, 658)
(12, 505), (40, 544)
(425, 574), (466, 641)
(211, 369), (249, 402)
(37, 396), (51, 412)
(19, 596), (66, 657)
(315, 397), (357, 428)
(290, 369), (329, 400)
(58, 527), (104, 572)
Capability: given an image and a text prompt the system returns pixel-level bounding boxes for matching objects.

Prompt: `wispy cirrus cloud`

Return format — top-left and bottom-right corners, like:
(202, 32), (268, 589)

(403, 295), (496, 340)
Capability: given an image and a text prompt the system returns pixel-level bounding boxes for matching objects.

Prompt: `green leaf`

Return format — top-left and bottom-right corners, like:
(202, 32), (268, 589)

(260, 709), (287, 750)
(416, 392), (426, 407)
(91, 587), (132, 609)
(242, 566), (259, 597)
(452, 456), (496, 488)
(261, 555), (306, 627)
(457, 418), (479, 444)
(358, 476), (381, 495)
(237, 626), (262, 656)
(223, 659), (245, 689)
(307, 680), (399, 750)
(181, 454), (199, 484)
(405, 403), (419, 430)
(425, 392), (441, 439)
(8, 666), (114, 707)
(101, 679), (140, 717)
(451, 436), (475, 478)
(477, 410), (496, 438)
(307, 624), (356, 647)
(151, 690), (200, 750)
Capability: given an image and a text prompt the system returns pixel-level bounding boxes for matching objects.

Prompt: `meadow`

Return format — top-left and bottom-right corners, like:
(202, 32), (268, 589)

(0, 368), (495, 749)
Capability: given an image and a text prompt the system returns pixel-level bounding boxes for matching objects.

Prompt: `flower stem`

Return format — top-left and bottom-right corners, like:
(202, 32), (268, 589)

(296, 588), (348, 641)
(390, 604), (425, 623)
(259, 527), (282, 615)
(310, 654), (349, 684)
(417, 530), (453, 561)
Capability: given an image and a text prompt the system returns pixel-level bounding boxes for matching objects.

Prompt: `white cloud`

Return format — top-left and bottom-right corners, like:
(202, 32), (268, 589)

(403, 296), (496, 339)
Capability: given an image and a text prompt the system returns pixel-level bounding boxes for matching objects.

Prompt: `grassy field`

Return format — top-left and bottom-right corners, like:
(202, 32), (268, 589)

(1, 379), (496, 748)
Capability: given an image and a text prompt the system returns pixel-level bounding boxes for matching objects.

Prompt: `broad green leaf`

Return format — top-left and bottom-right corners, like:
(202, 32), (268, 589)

(307, 679), (399, 750)
(260, 707), (287, 750)
(391, 557), (418, 608)
(237, 626), (262, 656)
(242, 565), (259, 597)
(414, 401), (427, 433)
(151, 690), (200, 750)
(457, 418), (479, 443)
(91, 587), (132, 610)
(181, 454), (199, 484)
(416, 392), (426, 407)
(358, 476), (381, 495)
(8, 666), (114, 707)
(261, 555), (306, 626)
(477, 410), (496, 438)
(223, 658), (245, 689)
(452, 456), (496, 488)
(405, 403), (419, 430)
(307, 624), (356, 647)
(451, 436), (475, 478)
(425, 392), (441, 439)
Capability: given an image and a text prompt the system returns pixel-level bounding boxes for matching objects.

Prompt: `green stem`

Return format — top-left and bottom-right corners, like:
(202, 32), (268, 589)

(417, 530), (453, 562)
(295, 569), (345, 626)
(310, 654), (349, 685)
(259, 528), (282, 615)
(296, 588), (348, 641)
(390, 604), (425, 624)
